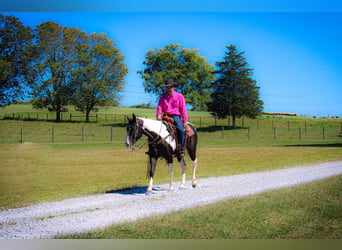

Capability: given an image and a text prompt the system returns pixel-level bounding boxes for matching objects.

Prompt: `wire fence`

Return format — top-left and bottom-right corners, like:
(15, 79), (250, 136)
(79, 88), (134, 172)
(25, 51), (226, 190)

(0, 112), (128, 123)
(1, 113), (341, 144)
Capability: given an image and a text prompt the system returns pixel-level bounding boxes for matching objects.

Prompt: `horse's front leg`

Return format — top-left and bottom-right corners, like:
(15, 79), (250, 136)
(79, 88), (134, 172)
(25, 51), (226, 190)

(147, 156), (157, 193)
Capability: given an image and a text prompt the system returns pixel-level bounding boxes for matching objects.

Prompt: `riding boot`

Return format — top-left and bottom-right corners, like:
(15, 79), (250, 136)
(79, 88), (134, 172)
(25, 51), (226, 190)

(178, 144), (184, 158)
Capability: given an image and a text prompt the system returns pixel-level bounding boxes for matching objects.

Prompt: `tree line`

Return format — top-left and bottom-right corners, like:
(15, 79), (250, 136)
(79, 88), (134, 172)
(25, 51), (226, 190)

(1, 14), (263, 127)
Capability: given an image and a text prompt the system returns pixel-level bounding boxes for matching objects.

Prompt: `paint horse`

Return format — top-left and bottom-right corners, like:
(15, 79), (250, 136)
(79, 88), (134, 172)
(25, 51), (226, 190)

(125, 114), (198, 193)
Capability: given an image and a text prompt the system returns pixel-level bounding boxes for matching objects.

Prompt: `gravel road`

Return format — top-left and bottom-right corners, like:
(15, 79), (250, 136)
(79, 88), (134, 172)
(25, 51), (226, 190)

(1, 161), (341, 239)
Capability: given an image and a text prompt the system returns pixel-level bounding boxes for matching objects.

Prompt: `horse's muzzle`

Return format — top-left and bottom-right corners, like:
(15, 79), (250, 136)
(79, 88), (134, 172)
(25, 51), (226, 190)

(125, 136), (132, 149)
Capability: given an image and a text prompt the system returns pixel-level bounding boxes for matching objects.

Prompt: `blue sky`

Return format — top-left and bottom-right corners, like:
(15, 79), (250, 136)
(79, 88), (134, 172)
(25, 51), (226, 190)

(1, 1), (342, 117)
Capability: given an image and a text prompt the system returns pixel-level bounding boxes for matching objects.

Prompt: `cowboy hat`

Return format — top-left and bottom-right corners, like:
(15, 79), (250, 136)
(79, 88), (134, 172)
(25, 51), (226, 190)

(161, 79), (179, 88)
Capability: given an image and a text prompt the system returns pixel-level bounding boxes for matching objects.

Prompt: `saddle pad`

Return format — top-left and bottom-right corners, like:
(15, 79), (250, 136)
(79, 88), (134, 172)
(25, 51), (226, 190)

(187, 126), (195, 137)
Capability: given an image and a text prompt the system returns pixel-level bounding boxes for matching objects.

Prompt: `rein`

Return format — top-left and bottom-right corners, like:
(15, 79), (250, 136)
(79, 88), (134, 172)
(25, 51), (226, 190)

(131, 139), (148, 151)
(143, 122), (171, 146)
(130, 121), (170, 151)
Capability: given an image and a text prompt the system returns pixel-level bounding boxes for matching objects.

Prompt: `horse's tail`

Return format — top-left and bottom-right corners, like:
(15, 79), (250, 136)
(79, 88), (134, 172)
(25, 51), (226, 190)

(186, 122), (197, 137)
(185, 122), (197, 161)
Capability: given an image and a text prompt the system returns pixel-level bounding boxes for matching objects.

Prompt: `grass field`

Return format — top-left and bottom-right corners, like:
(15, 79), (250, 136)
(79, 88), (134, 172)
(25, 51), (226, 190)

(1, 142), (342, 210)
(0, 104), (341, 238)
(0, 104), (341, 210)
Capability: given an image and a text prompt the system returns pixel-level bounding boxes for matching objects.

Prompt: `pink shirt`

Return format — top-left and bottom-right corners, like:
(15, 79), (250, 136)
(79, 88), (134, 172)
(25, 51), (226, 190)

(157, 91), (188, 123)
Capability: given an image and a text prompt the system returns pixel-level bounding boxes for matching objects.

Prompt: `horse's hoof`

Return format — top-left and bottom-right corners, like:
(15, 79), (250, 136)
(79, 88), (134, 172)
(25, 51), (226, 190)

(192, 184), (197, 188)
(146, 191), (152, 196)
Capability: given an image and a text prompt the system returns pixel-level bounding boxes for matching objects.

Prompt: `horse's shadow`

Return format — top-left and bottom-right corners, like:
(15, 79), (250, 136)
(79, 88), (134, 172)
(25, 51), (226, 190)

(106, 186), (167, 195)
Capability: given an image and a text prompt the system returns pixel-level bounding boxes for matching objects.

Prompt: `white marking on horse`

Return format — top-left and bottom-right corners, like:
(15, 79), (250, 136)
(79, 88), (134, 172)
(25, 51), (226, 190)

(140, 118), (176, 151)
(125, 126), (131, 148)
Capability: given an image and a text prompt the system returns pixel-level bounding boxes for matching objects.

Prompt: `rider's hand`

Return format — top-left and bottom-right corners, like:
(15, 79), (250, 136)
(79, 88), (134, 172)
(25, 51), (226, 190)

(184, 123), (190, 131)
(157, 116), (162, 120)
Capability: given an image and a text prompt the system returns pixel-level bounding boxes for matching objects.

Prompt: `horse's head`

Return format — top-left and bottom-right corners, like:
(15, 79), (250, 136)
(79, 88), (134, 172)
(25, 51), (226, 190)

(125, 114), (144, 149)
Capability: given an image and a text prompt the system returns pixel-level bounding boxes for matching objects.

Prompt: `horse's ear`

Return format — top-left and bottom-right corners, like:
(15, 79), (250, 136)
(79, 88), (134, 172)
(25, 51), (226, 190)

(126, 115), (132, 122)
(132, 113), (137, 122)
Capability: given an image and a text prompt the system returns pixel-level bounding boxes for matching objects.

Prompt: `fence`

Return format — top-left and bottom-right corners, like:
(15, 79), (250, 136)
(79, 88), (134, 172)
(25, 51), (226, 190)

(1, 121), (341, 144)
(17, 126), (117, 144)
(0, 124), (122, 144)
(217, 125), (341, 142)
(0, 112), (128, 123)
(1, 112), (341, 144)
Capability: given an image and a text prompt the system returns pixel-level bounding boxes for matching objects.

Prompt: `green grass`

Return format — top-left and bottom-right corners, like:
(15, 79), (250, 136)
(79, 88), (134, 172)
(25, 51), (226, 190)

(0, 142), (341, 210)
(0, 104), (341, 239)
(61, 175), (342, 239)
(0, 104), (341, 210)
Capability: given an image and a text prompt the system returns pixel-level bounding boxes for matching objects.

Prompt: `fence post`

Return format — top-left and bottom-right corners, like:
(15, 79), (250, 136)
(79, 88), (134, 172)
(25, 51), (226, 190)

(21, 128), (24, 143)
(248, 127), (251, 140)
(51, 127), (55, 143)
(82, 127), (84, 141)
(221, 126), (224, 139)
(304, 121), (307, 133)
(111, 126), (114, 141)
(273, 127), (277, 140)
(322, 125), (325, 140)
(298, 127), (301, 140)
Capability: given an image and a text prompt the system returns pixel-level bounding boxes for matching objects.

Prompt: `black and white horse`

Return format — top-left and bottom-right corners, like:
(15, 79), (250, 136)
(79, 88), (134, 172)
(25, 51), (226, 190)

(125, 114), (198, 193)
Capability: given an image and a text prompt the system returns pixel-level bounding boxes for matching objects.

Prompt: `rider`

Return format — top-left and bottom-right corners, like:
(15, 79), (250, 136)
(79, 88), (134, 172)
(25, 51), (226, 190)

(156, 79), (188, 157)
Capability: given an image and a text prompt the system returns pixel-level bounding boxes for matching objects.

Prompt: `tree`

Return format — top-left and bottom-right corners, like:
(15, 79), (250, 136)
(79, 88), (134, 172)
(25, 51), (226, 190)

(29, 21), (76, 122)
(208, 45), (263, 128)
(138, 44), (215, 111)
(71, 32), (128, 122)
(0, 14), (33, 106)
(29, 21), (127, 122)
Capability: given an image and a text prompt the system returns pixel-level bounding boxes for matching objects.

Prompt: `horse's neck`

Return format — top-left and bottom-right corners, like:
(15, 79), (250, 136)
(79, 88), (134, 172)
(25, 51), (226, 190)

(140, 118), (176, 151)
(140, 118), (168, 137)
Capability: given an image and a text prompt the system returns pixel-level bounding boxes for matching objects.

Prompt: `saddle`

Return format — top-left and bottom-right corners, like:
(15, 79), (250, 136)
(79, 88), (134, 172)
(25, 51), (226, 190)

(162, 114), (177, 140)
(162, 114), (194, 138)
(161, 114), (195, 158)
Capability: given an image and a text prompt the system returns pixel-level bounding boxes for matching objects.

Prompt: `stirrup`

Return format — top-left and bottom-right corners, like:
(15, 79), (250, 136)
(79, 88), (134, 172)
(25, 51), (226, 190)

(178, 147), (185, 158)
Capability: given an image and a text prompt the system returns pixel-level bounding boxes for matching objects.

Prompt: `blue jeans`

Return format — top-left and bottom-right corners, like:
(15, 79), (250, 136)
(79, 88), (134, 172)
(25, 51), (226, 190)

(170, 115), (184, 149)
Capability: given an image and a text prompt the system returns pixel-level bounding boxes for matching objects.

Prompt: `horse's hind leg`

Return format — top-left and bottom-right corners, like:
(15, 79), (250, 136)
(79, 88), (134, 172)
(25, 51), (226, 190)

(191, 158), (197, 188)
(167, 162), (174, 191)
(179, 158), (186, 189)
(187, 138), (197, 188)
